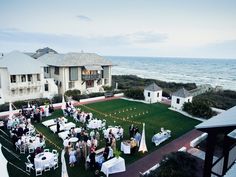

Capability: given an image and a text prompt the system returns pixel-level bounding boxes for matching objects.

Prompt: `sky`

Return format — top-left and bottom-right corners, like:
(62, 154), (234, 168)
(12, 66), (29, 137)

(0, 0), (236, 59)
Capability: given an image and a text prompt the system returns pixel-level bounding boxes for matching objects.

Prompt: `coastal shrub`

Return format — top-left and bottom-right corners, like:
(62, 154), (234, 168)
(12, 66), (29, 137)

(194, 90), (236, 110)
(124, 89), (144, 100)
(0, 103), (9, 112)
(112, 75), (197, 93)
(51, 94), (62, 103)
(142, 152), (198, 177)
(64, 89), (81, 99)
(103, 86), (113, 91)
(183, 100), (216, 119)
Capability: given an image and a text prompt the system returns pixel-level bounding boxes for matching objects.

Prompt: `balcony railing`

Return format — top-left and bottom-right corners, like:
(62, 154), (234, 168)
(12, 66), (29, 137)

(82, 74), (101, 81)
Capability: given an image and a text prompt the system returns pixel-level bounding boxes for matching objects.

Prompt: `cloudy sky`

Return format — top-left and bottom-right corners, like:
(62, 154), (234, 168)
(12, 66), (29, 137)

(0, 0), (236, 58)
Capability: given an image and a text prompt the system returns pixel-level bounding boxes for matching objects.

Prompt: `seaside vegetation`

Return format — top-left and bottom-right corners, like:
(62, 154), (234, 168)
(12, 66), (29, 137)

(112, 75), (197, 97)
(124, 88), (145, 100)
(112, 75), (236, 110)
(183, 100), (216, 119)
(194, 90), (236, 110)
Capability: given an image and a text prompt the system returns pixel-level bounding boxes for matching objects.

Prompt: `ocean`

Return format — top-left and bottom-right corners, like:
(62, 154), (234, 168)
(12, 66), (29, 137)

(106, 56), (236, 91)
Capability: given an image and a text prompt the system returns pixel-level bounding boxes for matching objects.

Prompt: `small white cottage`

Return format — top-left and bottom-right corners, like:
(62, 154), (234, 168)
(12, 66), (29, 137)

(171, 88), (192, 110)
(144, 83), (162, 103)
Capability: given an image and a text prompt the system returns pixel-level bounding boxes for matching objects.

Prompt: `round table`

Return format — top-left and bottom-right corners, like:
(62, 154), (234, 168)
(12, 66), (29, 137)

(34, 152), (54, 170)
(87, 119), (102, 129)
(69, 137), (78, 143)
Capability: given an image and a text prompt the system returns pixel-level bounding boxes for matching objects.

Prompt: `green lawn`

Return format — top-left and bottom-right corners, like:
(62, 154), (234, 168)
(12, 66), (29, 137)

(0, 99), (200, 177)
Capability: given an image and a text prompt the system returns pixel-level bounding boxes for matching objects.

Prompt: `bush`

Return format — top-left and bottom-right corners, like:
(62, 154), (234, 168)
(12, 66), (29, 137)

(183, 99), (216, 119)
(51, 94), (62, 103)
(64, 89), (81, 99)
(124, 89), (144, 100)
(103, 86), (113, 91)
(0, 103), (9, 112)
(143, 152), (198, 177)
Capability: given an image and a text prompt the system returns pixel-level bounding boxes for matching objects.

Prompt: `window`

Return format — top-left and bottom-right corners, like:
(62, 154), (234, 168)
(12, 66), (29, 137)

(44, 84), (49, 91)
(148, 92), (150, 97)
(176, 98), (180, 104)
(27, 88), (30, 93)
(21, 75), (26, 82)
(86, 80), (94, 88)
(11, 90), (15, 95)
(157, 92), (159, 97)
(44, 67), (49, 73)
(69, 67), (78, 81)
(19, 89), (23, 94)
(37, 74), (41, 81)
(54, 67), (59, 75)
(10, 75), (16, 83)
(68, 82), (75, 89)
(27, 74), (32, 82)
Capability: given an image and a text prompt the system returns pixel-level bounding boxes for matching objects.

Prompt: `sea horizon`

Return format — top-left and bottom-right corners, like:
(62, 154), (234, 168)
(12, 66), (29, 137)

(107, 56), (236, 91)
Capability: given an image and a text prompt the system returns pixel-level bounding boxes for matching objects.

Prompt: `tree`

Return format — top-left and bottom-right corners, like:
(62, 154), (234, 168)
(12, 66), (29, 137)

(144, 152), (198, 177)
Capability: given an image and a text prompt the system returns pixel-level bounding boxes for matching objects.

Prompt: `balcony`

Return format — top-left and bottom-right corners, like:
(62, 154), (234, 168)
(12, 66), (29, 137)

(82, 74), (101, 81)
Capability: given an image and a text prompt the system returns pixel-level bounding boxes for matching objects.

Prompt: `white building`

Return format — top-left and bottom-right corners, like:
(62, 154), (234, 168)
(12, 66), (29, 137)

(38, 52), (112, 94)
(144, 83), (162, 103)
(171, 88), (192, 110)
(0, 51), (58, 104)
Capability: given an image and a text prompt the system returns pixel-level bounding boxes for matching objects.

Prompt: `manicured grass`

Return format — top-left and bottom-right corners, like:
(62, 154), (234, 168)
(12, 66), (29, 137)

(1, 99), (200, 177)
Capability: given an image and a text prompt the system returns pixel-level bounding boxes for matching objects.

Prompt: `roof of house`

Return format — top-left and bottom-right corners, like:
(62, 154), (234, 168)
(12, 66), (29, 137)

(0, 51), (46, 74)
(196, 106), (236, 130)
(172, 88), (192, 98)
(38, 53), (112, 67)
(144, 83), (162, 91)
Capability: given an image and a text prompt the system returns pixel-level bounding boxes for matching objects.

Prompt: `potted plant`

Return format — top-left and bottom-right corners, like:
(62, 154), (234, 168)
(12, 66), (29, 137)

(113, 149), (121, 159)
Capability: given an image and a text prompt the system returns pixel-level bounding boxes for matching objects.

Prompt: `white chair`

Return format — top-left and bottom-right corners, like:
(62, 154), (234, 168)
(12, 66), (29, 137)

(35, 168), (43, 176)
(53, 161), (59, 170)
(25, 162), (34, 172)
(28, 147), (34, 153)
(26, 155), (31, 163)
(44, 164), (50, 171)
(44, 149), (50, 152)
(20, 145), (26, 154)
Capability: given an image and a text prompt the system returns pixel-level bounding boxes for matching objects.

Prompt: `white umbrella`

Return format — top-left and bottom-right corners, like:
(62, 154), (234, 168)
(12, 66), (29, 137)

(61, 95), (66, 110)
(8, 102), (13, 119)
(138, 123), (148, 153)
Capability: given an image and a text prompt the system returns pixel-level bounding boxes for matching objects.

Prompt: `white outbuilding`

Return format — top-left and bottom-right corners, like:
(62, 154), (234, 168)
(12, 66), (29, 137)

(171, 88), (192, 110)
(144, 83), (162, 103)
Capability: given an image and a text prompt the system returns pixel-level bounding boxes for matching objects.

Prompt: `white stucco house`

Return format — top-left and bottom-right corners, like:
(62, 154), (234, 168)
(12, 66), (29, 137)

(171, 88), (193, 110)
(38, 52), (112, 95)
(144, 83), (162, 103)
(0, 51), (58, 104)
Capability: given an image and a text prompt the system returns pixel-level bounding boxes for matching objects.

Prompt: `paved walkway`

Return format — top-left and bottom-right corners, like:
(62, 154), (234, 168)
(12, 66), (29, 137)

(112, 129), (202, 177)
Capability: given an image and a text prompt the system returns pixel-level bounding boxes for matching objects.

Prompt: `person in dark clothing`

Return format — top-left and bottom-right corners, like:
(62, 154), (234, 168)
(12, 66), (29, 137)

(89, 149), (96, 169)
(56, 121), (60, 133)
(12, 133), (18, 149)
(49, 104), (54, 113)
(24, 126), (29, 134)
(103, 145), (110, 161)
(17, 127), (24, 137)
(129, 124), (134, 138)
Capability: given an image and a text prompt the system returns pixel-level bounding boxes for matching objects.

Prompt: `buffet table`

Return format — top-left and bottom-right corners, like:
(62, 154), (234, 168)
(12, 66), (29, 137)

(101, 157), (126, 177)
(120, 141), (131, 154)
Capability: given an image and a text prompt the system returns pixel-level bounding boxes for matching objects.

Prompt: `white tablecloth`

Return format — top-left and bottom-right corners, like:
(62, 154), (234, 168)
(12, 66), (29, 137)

(58, 127), (81, 140)
(152, 130), (171, 146)
(34, 152), (55, 170)
(50, 122), (75, 133)
(42, 118), (68, 127)
(120, 142), (131, 154)
(101, 157), (126, 177)
(87, 119), (102, 129)
(104, 127), (123, 139)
